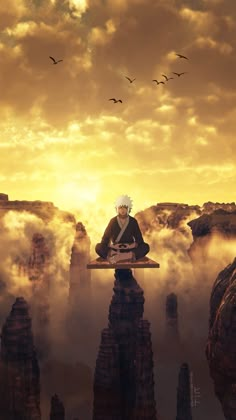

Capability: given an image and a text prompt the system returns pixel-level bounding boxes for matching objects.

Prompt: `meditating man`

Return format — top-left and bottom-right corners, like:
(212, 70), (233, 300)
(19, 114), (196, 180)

(95, 195), (149, 263)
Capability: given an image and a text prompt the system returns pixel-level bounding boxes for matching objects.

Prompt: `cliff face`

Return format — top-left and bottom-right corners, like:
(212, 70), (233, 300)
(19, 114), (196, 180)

(68, 222), (91, 300)
(134, 203), (236, 266)
(67, 222), (92, 363)
(206, 258), (236, 419)
(93, 269), (157, 420)
(27, 233), (51, 359)
(0, 192), (75, 224)
(188, 210), (236, 238)
(135, 203), (201, 233)
(187, 210), (236, 266)
(0, 297), (41, 420)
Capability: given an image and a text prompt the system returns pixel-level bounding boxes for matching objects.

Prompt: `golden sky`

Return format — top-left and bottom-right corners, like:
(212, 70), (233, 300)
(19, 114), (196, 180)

(0, 0), (235, 214)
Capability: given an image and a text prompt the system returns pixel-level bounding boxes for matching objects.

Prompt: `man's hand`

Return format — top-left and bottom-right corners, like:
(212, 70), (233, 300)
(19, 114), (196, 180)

(110, 242), (138, 250)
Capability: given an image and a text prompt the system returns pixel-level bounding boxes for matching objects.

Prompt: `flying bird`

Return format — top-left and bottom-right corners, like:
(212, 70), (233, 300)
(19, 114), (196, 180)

(49, 56), (63, 64)
(152, 80), (165, 85)
(109, 98), (123, 103)
(125, 76), (136, 83)
(172, 72), (187, 77)
(162, 74), (174, 81)
(175, 53), (189, 60)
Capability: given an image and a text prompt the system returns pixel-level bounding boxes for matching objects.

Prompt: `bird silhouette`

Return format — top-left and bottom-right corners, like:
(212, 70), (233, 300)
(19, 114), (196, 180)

(109, 98), (123, 103)
(175, 53), (188, 60)
(49, 56), (63, 64)
(152, 80), (165, 85)
(125, 76), (136, 83)
(172, 72), (187, 77)
(162, 74), (174, 81)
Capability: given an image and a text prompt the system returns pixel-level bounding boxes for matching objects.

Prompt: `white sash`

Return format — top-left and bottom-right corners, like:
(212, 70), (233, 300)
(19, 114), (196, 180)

(115, 216), (129, 243)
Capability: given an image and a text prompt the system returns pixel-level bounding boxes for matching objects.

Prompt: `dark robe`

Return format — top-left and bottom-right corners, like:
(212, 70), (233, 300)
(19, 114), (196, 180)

(95, 215), (149, 260)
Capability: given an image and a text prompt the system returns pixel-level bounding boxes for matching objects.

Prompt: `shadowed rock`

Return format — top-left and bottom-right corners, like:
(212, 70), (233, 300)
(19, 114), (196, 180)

(67, 222), (92, 363)
(135, 203), (201, 233)
(28, 233), (52, 359)
(50, 394), (65, 420)
(93, 269), (157, 419)
(188, 210), (236, 267)
(176, 362), (192, 420)
(0, 192), (8, 200)
(0, 297), (41, 419)
(0, 192), (75, 223)
(166, 293), (179, 339)
(68, 222), (91, 300)
(206, 258), (236, 419)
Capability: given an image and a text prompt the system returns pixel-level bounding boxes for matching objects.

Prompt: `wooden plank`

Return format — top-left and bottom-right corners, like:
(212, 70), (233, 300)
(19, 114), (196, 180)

(87, 257), (160, 269)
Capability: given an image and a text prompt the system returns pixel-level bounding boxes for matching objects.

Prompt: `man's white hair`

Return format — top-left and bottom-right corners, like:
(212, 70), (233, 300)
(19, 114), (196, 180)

(115, 195), (133, 212)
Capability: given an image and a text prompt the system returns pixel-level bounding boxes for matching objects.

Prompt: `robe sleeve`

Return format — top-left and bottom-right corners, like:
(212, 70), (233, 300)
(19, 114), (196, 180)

(133, 219), (144, 244)
(101, 219), (113, 245)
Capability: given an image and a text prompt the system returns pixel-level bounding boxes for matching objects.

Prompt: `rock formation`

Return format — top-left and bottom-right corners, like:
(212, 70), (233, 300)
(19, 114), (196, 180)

(188, 209), (236, 239)
(188, 209), (236, 267)
(50, 394), (65, 420)
(0, 192), (75, 224)
(176, 363), (192, 420)
(202, 201), (236, 214)
(0, 297), (41, 419)
(135, 203), (201, 234)
(93, 269), (157, 420)
(41, 359), (93, 420)
(134, 202), (236, 242)
(206, 258), (236, 419)
(166, 293), (179, 338)
(28, 233), (52, 359)
(68, 221), (91, 299)
(0, 192), (8, 200)
(67, 221), (92, 363)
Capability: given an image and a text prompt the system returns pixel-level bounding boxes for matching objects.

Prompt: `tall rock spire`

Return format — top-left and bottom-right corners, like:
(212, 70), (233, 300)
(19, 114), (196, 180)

(50, 394), (65, 420)
(68, 221), (91, 301)
(0, 297), (41, 419)
(176, 363), (192, 420)
(28, 233), (51, 359)
(166, 293), (179, 338)
(93, 269), (157, 420)
(67, 221), (92, 363)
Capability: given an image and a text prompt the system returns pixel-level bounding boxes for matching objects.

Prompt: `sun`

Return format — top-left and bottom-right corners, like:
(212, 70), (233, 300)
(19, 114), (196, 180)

(53, 180), (101, 212)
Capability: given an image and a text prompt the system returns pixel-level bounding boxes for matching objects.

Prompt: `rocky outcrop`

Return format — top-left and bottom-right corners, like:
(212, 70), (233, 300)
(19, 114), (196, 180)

(13, 232), (52, 360)
(188, 210), (236, 239)
(28, 233), (50, 281)
(68, 222), (91, 299)
(135, 203), (201, 234)
(0, 297), (41, 419)
(187, 209), (236, 265)
(0, 192), (8, 200)
(67, 222), (92, 362)
(206, 258), (236, 419)
(0, 192), (75, 224)
(28, 233), (52, 359)
(176, 363), (192, 420)
(166, 293), (179, 338)
(202, 201), (236, 214)
(50, 394), (65, 420)
(93, 269), (157, 420)
(134, 202), (236, 240)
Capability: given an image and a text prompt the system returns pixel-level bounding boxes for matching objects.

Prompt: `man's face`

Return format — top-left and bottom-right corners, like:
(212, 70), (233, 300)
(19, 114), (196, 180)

(117, 205), (128, 218)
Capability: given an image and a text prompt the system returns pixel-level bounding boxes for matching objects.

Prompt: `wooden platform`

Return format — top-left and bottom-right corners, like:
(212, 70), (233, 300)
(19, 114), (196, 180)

(87, 256), (160, 269)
